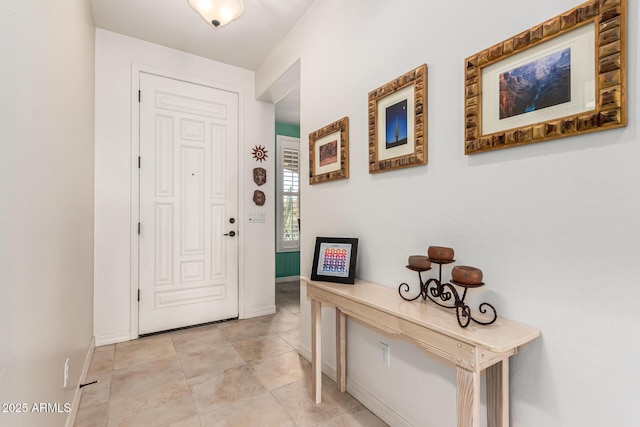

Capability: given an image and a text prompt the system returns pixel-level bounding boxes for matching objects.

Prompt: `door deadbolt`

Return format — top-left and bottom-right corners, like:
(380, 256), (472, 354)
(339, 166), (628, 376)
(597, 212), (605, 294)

(229, 218), (236, 224)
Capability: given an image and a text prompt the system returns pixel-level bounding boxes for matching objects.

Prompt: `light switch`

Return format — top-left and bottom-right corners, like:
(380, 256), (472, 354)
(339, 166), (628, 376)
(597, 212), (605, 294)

(248, 212), (265, 223)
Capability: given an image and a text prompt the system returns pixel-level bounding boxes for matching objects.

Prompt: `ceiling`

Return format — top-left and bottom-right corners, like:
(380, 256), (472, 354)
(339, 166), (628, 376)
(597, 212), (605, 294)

(91, 0), (311, 124)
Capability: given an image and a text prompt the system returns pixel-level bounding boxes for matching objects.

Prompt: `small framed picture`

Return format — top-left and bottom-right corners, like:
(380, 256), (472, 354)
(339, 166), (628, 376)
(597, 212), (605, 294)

(311, 237), (359, 284)
(309, 117), (349, 184)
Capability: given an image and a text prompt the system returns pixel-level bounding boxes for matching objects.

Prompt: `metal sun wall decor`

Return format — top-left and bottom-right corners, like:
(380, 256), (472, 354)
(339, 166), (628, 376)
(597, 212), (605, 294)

(251, 145), (268, 162)
(465, 0), (627, 154)
(398, 246), (497, 328)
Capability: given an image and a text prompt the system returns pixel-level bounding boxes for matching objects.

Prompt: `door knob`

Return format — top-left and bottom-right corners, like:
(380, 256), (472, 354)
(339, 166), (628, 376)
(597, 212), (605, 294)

(224, 231), (236, 237)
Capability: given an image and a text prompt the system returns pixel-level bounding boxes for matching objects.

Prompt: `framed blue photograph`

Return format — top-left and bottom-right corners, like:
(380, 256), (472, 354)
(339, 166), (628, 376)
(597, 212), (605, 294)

(368, 64), (427, 174)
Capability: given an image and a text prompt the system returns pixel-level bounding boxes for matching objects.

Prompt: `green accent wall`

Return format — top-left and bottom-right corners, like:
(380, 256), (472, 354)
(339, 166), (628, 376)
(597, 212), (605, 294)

(275, 122), (301, 278)
(276, 122), (300, 140)
(276, 252), (300, 278)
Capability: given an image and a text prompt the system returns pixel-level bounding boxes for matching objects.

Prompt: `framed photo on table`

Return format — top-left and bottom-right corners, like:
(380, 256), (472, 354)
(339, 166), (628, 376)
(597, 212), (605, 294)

(368, 64), (427, 173)
(464, 0), (627, 154)
(309, 117), (349, 185)
(311, 237), (359, 284)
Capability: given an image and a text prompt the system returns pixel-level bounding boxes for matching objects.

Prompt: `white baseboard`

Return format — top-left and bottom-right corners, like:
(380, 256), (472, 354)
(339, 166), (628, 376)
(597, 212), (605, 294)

(297, 344), (412, 427)
(242, 305), (276, 319)
(298, 344), (311, 361)
(66, 337), (95, 427)
(276, 276), (300, 283)
(95, 331), (131, 346)
(346, 378), (412, 427)
(298, 344), (337, 379)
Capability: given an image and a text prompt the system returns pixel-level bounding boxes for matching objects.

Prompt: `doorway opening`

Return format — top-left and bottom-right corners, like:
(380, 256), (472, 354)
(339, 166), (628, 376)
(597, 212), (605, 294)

(272, 63), (301, 287)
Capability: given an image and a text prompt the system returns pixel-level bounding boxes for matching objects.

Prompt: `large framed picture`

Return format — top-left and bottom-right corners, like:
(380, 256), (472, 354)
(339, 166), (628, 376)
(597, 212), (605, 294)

(368, 64), (427, 173)
(310, 237), (359, 284)
(309, 117), (349, 185)
(465, 0), (627, 154)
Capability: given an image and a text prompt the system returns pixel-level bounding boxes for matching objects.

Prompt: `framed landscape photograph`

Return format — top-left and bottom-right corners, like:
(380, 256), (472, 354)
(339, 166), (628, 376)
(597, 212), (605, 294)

(309, 117), (349, 184)
(310, 237), (359, 284)
(368, 64), (427, 173)
(464, 0), (627, 154)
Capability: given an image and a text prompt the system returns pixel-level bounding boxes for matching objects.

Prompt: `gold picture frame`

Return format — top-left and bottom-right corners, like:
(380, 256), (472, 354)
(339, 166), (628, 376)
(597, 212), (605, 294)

(368, 64), (428, 173)
(465, 0), (627, 154)
(309, 116), (349, 185)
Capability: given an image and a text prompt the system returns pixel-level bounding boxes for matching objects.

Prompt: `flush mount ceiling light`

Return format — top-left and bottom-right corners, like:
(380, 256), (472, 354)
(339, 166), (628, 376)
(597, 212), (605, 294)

(188, 0), (244, 29)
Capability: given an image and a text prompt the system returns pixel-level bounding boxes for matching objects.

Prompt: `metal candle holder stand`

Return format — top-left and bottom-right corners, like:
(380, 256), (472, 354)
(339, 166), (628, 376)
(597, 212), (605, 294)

(398, 259), (498, 328)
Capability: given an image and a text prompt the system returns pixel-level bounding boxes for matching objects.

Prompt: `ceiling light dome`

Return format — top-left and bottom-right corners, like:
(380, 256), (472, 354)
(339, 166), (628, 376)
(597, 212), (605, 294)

(188, 0), (244, 28)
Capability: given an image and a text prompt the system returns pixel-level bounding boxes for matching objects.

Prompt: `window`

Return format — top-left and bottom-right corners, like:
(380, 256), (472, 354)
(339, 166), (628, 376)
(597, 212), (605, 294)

(276, 135), (300, 252)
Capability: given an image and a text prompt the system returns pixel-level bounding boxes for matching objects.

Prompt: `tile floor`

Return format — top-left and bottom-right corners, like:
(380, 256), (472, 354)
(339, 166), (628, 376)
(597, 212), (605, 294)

(74, 281), (387, 427)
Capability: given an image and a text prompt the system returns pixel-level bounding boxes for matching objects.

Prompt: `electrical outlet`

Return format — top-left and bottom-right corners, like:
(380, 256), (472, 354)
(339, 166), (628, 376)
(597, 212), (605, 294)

(379, 342), (390, 367)
(63, 358), (69, 388)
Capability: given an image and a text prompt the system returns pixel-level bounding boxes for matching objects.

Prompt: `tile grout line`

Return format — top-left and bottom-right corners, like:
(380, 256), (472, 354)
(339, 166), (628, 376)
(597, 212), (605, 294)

(74, 284), (387, 426)
(170, 332), (202, 426)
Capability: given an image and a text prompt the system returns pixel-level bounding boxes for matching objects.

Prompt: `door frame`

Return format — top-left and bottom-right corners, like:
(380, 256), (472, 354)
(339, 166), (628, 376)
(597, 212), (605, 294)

(129, 64), (245, 340)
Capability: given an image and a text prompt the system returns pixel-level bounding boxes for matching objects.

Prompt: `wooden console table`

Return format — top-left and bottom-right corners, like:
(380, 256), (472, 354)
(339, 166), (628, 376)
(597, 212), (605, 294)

(302, 276), (540, 427)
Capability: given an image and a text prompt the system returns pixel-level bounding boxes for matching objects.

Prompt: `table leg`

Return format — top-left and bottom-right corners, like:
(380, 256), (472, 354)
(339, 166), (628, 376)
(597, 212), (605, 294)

(487, 359), (510, 427)
(311, 299), (322, 404)
(456, 367), (481, 427)
(336, 308), (346, 393)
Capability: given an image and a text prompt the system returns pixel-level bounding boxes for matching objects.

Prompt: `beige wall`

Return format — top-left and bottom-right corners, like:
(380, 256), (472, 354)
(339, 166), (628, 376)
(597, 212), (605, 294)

(259, 0), (640, 425)
(0, 1), (95, 426)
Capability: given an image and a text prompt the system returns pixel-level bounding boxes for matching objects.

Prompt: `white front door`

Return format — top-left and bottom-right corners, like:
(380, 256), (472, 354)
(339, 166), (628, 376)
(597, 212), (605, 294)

(138, 72), (239, 335)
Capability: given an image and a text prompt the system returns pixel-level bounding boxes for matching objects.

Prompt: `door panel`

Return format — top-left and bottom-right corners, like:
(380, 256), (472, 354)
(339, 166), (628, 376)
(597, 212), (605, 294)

(139, 73), (238, 335)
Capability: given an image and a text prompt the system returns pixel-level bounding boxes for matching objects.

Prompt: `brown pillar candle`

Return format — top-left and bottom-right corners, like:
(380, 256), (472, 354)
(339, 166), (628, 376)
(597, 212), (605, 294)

(427, 246), (454, 261)
(451, 266), (483, 285)
(408, 255), (431, 270)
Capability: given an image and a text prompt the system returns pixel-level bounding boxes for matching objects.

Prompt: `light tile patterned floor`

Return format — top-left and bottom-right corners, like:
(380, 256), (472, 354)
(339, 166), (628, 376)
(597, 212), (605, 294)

(74, 281), (387, 427)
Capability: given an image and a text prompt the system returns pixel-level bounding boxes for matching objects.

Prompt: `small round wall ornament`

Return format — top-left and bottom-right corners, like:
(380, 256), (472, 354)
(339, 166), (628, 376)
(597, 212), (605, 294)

(253, 190), (266, 206)
(251, 145), (268, 162)
(253, 167), (267, 186)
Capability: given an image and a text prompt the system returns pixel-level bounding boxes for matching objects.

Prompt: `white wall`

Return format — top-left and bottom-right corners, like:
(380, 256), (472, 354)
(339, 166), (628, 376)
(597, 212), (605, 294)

(0, 1), (95, 426)
(258, 0), (640, 426)
(255, 15), (306, 101)
(94, 29), (275, 345)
